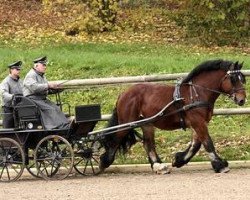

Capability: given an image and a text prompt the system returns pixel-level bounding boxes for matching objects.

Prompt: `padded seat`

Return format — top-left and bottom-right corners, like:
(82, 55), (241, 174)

(13, 96), (43, 130)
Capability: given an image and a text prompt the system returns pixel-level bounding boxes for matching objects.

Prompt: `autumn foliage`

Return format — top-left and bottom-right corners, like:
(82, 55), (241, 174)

(0, 0), (249, 46)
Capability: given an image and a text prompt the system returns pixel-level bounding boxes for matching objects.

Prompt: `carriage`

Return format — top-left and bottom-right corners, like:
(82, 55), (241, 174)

(0, 91), (106, 182)
(0, 59), (247, 182)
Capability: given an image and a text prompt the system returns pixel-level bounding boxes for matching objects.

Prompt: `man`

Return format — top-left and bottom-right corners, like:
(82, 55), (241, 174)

(23, 56), (70, 129)
(0, 61), (23, 128)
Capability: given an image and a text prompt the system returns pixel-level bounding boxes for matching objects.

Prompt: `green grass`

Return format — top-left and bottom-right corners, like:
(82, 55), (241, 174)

(1, 43), (250, 80)
(0, 42), (250, 163)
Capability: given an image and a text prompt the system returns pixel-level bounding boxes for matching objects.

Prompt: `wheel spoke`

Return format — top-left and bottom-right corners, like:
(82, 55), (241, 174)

(74, 158), (84, 166)
(0, 164), (6, 177)
(35, 135), (74, 180)
(89, 159), (95, 174)
(41, 163), (50, 177)
(83, 159), (89, 173)
(6, 166), (11, 180)
(73, 140), (103, 176)
(0, 138), (25, 182)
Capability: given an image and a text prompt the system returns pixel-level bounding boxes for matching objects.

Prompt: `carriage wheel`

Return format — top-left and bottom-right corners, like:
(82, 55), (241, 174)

(73, 139), (105, 176)
(25, 149), (41, 178)
(26, 155), (59, 179)
(0, 138), (25, 182)
(34, 135), (74, 180)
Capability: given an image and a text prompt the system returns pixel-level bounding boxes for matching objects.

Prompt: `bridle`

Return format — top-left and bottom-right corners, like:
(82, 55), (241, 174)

(185, 70), (246, 101)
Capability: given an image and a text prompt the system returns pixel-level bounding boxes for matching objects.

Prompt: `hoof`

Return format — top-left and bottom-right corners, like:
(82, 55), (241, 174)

(211, 159), (229, 173)
(172, 152), (187, 168)
(153, 163), (171, 174)
(96, 167), (105, 175)
(219, 167), (230, 173)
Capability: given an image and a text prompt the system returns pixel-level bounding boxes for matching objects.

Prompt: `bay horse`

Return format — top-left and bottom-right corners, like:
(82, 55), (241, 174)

(99, 59), (246, 174)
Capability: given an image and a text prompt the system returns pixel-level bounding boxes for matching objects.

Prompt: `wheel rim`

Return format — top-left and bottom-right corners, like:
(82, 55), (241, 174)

(34, 135), (74, 180)
(0, 138), (25, 182)
(73, 139), (104, 175)
(25, 149), (41, 178)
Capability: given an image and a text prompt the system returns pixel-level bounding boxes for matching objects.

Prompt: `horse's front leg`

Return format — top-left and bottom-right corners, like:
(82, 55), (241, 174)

(193, 123), (229, 173)
(142, 125), (170, 174)
(203, 134), (229, 173)
(172, 130), (201, 168)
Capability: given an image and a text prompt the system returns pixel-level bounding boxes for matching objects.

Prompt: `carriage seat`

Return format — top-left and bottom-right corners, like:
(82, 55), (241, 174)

(13, 96), (44, 130)
(73, 104), (101, 137)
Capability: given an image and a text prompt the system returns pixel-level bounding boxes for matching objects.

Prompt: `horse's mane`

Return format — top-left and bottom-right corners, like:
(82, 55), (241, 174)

(181, 59), (233, 84)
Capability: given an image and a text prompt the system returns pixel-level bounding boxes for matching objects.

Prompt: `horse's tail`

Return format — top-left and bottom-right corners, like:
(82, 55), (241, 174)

(107, 107), (119, 128)
(105, 107), (138, 154)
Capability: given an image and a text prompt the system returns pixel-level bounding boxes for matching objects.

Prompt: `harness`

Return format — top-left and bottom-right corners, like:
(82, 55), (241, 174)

(172, 69), (245, 130)
(173, 82), (187, 130)
(173, 82), (211, 130)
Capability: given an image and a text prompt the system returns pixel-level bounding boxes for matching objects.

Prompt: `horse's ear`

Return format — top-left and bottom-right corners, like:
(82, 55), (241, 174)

(234, 61), (239, 70)
(239, 61), (244, 70)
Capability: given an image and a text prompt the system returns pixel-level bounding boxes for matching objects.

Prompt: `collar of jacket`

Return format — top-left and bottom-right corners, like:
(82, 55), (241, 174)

(33, 68), (44, 77)
(9, 74), (20, 82)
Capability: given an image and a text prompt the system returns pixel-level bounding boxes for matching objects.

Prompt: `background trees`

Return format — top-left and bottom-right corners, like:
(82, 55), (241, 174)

(0, 0), (249, 46)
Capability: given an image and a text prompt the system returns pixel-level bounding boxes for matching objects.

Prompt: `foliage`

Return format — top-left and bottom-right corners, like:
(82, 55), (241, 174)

(1, 0), (249, 47)
(120, 0), (180, 9)
(173, 0), (250, 46)
(42, 0), (119, 34)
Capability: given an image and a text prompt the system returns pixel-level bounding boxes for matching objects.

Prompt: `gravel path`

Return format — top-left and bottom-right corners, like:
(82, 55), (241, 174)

(1, 167), (250, 200)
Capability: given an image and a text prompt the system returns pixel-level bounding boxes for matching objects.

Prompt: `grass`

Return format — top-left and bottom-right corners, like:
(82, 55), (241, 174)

(0, 42), (250, 163)
(1, 43), (250, 80)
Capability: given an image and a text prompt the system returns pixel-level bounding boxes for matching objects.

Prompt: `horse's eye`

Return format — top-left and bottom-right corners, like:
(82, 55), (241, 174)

(240, 74), (246, 84)
(232, 73), (246, 85)
(230, 75), (237, 85)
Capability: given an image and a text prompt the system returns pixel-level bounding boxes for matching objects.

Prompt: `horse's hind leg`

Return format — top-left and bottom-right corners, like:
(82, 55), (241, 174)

(99, 144), (118, 171)
(142, 125), (170, 174)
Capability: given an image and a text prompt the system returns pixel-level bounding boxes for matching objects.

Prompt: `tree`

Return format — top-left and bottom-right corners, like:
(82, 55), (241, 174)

(42, 0), (120, 34)
(174, 0), (250, 45)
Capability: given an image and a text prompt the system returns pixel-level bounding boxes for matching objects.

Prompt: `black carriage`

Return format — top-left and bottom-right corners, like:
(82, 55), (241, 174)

(0, 93), (104, 182)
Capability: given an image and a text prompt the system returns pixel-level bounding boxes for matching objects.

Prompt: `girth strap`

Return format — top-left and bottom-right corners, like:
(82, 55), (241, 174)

(173, 83), (186, 130)
(182, 101), (211, 111)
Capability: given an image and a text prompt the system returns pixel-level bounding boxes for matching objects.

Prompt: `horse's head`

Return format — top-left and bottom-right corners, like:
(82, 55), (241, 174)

(220, 61), (246, 106)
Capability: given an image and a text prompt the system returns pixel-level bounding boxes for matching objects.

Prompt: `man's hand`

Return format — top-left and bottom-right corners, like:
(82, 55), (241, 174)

(48, 83), (60, 89)
(48, 83), (64, 94)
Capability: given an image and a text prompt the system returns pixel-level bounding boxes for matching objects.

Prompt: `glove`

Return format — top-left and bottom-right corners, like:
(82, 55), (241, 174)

(48, 88), (64, 95)
(12, 94), (23, 105)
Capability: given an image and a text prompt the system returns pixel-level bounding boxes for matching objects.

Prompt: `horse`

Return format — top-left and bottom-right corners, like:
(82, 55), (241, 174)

(99, 59), (246, 174)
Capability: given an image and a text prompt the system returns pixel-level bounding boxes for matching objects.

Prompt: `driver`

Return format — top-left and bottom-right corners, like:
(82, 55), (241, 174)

(0, 61), (23, 128)
(22, 56), (70, 129)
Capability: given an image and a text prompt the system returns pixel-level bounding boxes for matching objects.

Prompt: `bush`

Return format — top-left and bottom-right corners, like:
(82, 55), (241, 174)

(174, 0), (250, 46)
(42, 0), (119, 34)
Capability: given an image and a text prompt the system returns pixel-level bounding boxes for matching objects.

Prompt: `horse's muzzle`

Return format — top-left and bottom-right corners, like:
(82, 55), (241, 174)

(234, 96), (246, 106)
(237, 99), (245, 106)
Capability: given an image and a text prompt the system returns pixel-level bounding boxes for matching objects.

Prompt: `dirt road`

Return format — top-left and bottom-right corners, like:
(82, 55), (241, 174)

(1, 166), (250, 200)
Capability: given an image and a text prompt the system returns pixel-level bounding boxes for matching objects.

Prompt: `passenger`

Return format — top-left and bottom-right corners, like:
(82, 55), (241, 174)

(23, 56), (70, 129)
(0, 61), (23, 128)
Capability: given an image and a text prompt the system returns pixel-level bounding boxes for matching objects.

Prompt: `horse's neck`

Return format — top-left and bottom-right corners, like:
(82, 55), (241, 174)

(192, 71), (225, 104)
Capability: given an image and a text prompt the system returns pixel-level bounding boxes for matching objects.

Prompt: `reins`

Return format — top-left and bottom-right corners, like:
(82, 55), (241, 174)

(185, 82), (230, 97)
(183, 71), (245, 100)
